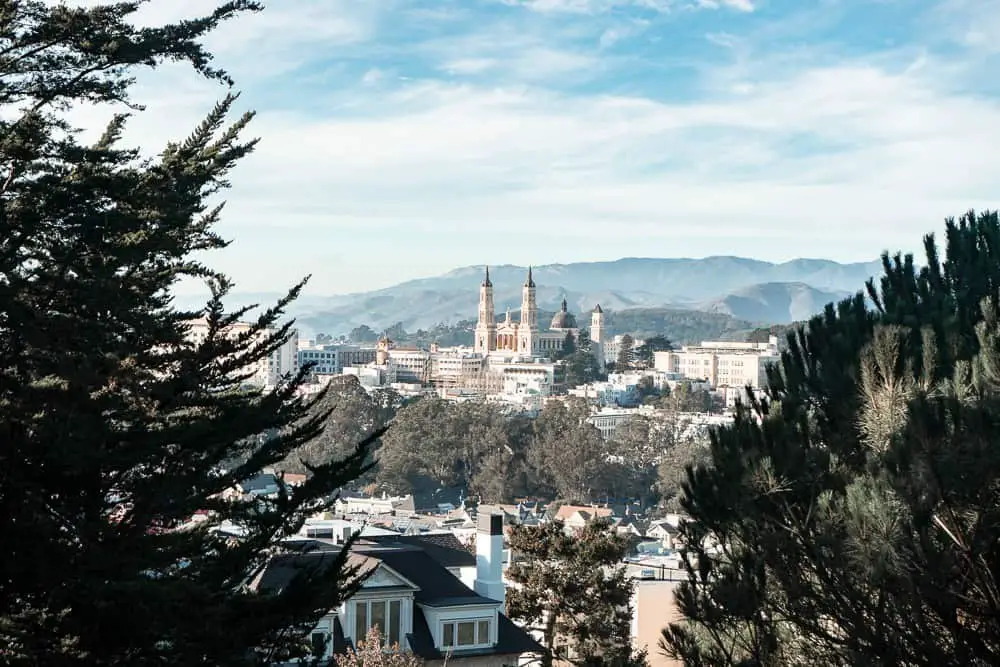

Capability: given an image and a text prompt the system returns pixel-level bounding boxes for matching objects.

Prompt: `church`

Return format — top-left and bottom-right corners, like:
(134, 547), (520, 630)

(473, 266), (605, 363)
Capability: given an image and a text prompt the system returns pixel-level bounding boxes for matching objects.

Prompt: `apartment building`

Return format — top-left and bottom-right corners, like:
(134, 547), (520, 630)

(654, 337), (780, 390)
(297, 343), (377, 376)
(184, 318), (298, 389)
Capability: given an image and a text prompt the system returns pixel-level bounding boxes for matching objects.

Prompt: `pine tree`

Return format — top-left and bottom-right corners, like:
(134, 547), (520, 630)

(507, 518), (647, 667)
(562, 330), (577, 357)
(661, 210), (1000, 666)
(616, 334), (635, 371)
(0, 2), (375, 664)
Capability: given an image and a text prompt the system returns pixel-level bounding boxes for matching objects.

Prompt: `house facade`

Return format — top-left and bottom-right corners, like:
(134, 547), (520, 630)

(258, 514), (539, 667)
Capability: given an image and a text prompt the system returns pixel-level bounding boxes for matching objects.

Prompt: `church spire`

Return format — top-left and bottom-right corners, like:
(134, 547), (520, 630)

(524, 266), (535, 288)
(482, 265), (492, 287)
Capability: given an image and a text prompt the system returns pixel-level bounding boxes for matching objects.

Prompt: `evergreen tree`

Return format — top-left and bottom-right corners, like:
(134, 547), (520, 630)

(662, 210), (1000, 666)
(507, 519), (647, 667)
(616, 334), (635, 371)
(0, 2), (375, 664)
(562, 349), (603, 388)
(634, 335), (671, 369)
(562, 330), (577, 357)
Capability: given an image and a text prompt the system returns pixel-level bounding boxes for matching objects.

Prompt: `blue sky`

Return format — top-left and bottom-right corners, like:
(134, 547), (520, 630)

(69, 0), (1000, 295)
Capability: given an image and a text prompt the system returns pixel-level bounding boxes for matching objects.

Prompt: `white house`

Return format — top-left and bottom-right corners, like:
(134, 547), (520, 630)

(257, 514), (540, 667)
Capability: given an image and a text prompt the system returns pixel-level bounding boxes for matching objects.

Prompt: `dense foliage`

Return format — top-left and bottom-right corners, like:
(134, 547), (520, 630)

(603, 308), (753, 344)
(507, 519), (647, 667)
(366, 394), (708, 507)
(280, 375), (400, 476)
(0, 2), (372, 664)
(744, 322), (803, 345)
(663, 210), (1000, 666)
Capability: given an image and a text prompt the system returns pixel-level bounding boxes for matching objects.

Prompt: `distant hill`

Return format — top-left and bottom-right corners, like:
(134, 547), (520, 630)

(172, 256), (881, 337)
(382, 307), (758, 348)
(700, 282), (851, 323)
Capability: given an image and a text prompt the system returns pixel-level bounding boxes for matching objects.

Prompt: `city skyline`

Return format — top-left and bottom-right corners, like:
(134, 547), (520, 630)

(66, 0), (1000, 294)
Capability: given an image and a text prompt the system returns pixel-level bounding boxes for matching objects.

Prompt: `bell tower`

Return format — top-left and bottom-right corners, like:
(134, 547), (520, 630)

(474, 266), (496, 355)
(590, 304), (605, 366)
(519, 267), (538, 355)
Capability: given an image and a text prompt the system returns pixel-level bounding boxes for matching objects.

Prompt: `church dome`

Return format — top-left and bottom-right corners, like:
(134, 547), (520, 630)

(550, 298), (578, 330)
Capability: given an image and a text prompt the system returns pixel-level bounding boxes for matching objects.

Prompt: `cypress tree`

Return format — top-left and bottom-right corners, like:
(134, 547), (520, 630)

(661, 211), (1000, 666)
(0, 2), (374, 664)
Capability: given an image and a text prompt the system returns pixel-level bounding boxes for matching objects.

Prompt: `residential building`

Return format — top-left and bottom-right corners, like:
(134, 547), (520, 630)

(184, 317), (299, 389)
(257, 515), (540, 667)
(632, 580), (684, 667)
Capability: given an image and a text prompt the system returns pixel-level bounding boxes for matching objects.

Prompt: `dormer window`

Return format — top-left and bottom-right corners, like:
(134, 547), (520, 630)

(353, 599), (403, 647)
(441, 618), (492, 649)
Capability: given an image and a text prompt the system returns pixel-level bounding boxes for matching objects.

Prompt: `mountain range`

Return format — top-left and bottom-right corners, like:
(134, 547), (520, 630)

(173, 256), (883, 339)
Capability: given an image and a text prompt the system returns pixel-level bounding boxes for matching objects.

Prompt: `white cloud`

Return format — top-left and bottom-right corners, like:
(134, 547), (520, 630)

(443, 58), (499, 75)
(361, 68), (385, 85)
(696, 0), (755, 11)
(115, 56), (1000, 231)
(503, 0), (753, 12)
(44, 0), (1000, 293)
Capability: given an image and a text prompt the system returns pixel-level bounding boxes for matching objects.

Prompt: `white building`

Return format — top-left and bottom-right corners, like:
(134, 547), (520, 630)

(183, 317), (298, 389)
(298, 343), (377, 377)
(473, 266), (605, 360)
(258, 514), (541, 666)
(603, 334), (644, 366)
(588, 407), (644, 440)
(654, 337), (780, 390)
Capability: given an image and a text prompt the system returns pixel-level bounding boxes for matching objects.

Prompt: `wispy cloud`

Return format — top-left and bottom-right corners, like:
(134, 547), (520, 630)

(51, 0), (1000, 293)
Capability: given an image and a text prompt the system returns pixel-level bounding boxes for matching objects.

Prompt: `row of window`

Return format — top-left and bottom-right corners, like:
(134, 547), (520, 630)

(442, 619), (491, 648)
(351, 599), (493, 652)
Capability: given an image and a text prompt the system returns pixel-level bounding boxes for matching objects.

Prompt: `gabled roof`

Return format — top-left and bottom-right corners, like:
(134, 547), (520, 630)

(355, 545), (492, 607)
(554, 504), (614, 522)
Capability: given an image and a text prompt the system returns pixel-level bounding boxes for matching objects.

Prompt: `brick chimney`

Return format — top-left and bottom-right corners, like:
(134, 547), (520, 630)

(474, 513), (505, 604)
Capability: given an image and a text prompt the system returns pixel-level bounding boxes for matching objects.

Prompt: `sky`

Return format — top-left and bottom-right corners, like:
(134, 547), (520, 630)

(65, 0), (1000, 295)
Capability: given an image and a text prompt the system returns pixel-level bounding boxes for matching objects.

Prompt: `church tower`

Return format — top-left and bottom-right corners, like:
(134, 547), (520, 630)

(474, 266), (496, 355)
(519, 267), (538, 355)
(590, 304), (605, 366)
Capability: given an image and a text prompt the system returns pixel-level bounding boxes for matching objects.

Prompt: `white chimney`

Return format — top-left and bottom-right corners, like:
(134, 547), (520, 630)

(474, 513), (505, 605)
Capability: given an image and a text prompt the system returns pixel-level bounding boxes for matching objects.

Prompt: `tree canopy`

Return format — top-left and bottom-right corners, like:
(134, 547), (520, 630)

(506, 519), (646, 667)
(662, 210), (1000, 666)
(0, 2), (373, 663)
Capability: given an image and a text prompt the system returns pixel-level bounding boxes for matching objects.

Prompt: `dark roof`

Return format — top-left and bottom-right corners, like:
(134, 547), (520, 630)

(357, 545), (493, 607)
(240, 473), (278, 492)
(368, 533), (475, 568)
(593, 303), (603, 314)
(255, 546), (342, 594)
(406, 607), (543, 660)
